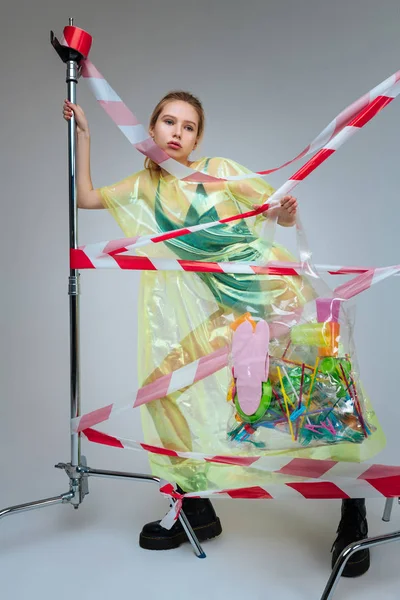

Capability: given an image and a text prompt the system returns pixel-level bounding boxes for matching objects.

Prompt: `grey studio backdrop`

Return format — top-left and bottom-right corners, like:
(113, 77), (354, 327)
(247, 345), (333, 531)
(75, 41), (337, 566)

(1, 0), (400, 566)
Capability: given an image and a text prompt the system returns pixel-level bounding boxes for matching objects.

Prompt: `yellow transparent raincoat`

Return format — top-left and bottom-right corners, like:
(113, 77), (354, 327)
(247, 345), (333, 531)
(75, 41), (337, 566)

(99, 157), (384, 493)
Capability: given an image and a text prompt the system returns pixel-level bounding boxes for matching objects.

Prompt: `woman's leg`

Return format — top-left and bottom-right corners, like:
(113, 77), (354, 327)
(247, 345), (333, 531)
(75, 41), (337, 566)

(142, 307), (228, 457)
(139, 484), (222, 551)
(139, 310), (228, 550)
(331, 498), (370, 577)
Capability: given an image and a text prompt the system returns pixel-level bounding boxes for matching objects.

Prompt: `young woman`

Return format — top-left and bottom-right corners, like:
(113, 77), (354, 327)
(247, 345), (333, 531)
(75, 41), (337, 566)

(63, 92), (369, 576)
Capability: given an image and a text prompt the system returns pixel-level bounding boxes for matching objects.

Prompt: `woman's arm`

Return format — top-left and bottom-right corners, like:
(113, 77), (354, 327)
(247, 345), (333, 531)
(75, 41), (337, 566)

(63, 100), (103, 209)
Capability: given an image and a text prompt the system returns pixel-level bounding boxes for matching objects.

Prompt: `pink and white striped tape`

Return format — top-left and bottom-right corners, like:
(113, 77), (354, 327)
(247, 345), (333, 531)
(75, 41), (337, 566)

(83, 427), (400, 485)
(61, 30), (400, 253)
(60, 32), (400, 505)
(158, 468), (400, 527)
(80, 428), (400, 518)
(89, 80), (398, 250)
(71, 345), (229, 433)
(77, 57), (400, 251)
(71, 33), (399, 185)
(62, 33), (400, 301)
(69, 264), (398, 436)
(70, 248), (400, 297)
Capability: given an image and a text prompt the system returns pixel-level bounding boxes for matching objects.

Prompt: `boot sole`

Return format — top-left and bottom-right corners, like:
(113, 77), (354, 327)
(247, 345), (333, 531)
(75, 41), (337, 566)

(139, 517), (222, 551)
(341, 550), (370, 578)
(332, 548), (370, 578)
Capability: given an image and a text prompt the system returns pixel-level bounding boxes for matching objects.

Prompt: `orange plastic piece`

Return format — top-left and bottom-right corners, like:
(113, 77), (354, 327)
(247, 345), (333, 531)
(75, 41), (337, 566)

(318, 322), (341, 357)
(230, 312), (256, 332)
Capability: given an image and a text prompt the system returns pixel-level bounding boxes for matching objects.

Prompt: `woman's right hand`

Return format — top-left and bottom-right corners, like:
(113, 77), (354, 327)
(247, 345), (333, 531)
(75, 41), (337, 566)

(63, 99), (90, 135)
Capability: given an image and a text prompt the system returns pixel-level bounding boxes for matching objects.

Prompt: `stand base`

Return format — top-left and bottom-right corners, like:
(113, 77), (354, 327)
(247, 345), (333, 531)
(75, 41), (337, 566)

(320, 528), (400, 600)
(0, 458), (205, 559)
(7, 461), (399, 591)
(319, 496), (400, 600)
(0, 492), (74, 519)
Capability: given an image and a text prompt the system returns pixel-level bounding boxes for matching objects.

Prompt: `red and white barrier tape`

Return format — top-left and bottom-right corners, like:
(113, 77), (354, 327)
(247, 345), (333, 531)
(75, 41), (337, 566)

(70, 249), (400, 298)
(82, 427), (399, 486)
(158, 471), (400, 527)
(71, 345), (229, 433)
(60, 27), (400, 253)
(59, 28), (400, 511)
(80, 78), (400, 251)
(62, 26), (399, 184)
(78, 428), (400, 527)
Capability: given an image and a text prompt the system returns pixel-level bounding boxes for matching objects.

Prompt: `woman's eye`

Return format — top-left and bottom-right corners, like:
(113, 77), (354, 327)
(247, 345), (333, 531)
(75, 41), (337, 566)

(186, 126), (194, 131)
(165, 119), (173, 125)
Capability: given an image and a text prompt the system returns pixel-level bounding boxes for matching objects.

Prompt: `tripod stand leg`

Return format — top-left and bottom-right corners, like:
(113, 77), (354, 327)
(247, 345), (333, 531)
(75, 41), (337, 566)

(177, 508), (206, 559)
(320, 529), (400, 600)
(83, 466), (206, 557)
(382, 497), (395, 522)
(0, 492), (74, 521)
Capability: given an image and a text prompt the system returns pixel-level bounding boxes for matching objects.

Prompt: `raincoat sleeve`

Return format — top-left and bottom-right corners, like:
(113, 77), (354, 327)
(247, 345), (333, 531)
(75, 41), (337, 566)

(202, 156), (277, 229)
(98, 169), (156, 238)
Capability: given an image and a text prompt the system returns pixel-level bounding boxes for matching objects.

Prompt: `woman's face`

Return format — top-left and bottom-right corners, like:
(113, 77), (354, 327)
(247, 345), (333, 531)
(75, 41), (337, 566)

(150, 100), (200, 165)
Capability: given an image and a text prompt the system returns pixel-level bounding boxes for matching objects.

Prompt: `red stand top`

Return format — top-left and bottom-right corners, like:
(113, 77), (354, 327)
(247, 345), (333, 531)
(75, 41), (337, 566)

(63, 26), (92, 59)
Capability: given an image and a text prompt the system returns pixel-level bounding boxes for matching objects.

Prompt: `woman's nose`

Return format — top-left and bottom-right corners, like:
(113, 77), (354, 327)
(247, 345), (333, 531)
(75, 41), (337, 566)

(173, 125), (182, 138)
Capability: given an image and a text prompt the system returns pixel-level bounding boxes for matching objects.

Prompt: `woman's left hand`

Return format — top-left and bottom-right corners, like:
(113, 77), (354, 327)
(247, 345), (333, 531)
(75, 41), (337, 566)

(253, 195), (298, 227)
(277, 195), (298, 227)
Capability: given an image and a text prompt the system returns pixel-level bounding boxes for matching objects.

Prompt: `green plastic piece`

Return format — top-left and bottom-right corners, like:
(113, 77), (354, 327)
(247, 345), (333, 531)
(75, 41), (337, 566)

(319, 357), (352, 398)
(320, 357), (352, 377)
(234, 380), (272, 423)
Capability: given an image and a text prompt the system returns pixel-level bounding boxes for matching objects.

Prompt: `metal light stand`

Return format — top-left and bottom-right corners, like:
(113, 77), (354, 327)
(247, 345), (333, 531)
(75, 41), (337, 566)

(5, 18), (398, 593)
(319, 498), (400, 598)
(320, 515), (400, 600)
(0, 18), (205, 560)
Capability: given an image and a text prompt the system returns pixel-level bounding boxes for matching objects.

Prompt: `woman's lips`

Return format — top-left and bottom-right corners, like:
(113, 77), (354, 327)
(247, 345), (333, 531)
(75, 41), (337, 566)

(168, 142), (182, 149)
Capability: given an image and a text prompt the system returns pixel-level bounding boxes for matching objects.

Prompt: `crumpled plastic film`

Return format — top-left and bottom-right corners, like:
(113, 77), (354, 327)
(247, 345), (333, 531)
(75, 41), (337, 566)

(98, 156), (385, 493)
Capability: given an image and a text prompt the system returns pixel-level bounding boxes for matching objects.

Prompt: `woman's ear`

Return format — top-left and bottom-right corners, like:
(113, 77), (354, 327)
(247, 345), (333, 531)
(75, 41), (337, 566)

(149, 127), (154, 140)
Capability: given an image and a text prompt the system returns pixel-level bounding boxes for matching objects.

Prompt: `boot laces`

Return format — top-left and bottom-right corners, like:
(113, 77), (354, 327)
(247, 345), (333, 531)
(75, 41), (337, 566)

(331, 505), (368, 552)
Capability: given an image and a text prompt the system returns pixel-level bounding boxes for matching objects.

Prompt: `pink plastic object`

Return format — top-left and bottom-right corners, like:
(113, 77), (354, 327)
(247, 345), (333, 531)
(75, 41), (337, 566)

(316, 298), (341, 323)
(231, 320), (270, 415)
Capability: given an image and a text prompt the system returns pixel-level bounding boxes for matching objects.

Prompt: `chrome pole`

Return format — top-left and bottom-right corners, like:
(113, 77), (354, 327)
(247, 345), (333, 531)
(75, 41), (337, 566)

(65, 17), (81, 470)
(0, 21), (206, 561)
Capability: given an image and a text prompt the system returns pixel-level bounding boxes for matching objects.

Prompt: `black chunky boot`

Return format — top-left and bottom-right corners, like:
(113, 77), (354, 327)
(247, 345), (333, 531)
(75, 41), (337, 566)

(331, 498), (370, 577)
(139, 491), (222, 550)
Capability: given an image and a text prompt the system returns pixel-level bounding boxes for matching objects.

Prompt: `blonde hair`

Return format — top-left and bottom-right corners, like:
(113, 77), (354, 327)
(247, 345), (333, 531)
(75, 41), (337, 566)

(144, 90), (205, 171)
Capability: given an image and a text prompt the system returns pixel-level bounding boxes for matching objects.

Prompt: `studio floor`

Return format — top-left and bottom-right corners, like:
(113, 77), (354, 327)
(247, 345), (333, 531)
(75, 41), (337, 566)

(1, 477), (400, 600)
